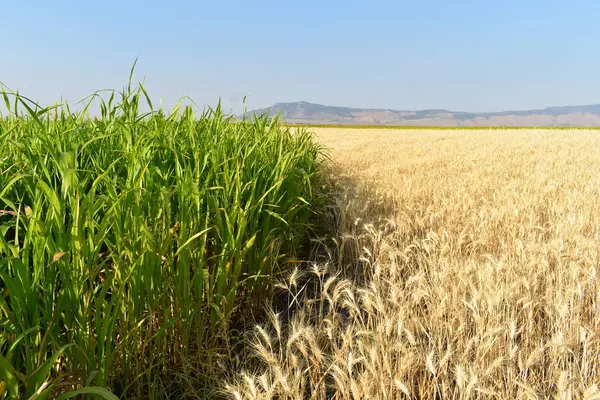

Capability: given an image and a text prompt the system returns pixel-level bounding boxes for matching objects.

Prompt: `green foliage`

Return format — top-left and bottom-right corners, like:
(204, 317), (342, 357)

(0, 78), (322, 398)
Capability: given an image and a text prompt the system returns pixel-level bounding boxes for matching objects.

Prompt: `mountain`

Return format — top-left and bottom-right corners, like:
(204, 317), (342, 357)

(248, 101), (600, 126)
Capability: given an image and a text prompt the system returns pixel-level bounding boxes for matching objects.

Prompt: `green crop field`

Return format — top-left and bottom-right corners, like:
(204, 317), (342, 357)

(0, 78), (323, 398)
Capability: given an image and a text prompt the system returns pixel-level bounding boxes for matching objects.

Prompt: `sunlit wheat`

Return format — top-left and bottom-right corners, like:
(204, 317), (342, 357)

(226, 128), (600, 399)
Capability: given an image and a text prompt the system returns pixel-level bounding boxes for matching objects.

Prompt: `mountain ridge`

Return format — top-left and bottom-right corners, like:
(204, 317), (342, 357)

(248, 101), (600, 126)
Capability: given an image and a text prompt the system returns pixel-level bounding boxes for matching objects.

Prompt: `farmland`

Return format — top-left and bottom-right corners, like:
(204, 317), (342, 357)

(2, 84), (600, 400)
(226, 128), (600, 399)
(0, 84), (322, 399)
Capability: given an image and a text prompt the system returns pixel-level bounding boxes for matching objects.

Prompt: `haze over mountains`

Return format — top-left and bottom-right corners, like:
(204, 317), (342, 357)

(250, 101), (600, 126)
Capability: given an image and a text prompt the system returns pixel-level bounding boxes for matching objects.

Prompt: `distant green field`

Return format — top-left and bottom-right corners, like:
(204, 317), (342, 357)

(286, 123), (600, 130)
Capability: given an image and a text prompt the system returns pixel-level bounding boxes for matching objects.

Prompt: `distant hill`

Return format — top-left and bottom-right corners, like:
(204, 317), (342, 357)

(248, 101), (600, 126)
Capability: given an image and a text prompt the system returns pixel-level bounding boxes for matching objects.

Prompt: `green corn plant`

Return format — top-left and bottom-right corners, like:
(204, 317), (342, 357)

(0, 71), (323, 398)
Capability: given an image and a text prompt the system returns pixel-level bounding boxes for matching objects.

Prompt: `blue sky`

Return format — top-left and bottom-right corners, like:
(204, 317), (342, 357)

(2, 0), (600, 113)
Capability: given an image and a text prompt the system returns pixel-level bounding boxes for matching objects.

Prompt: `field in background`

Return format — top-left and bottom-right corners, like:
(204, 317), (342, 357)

(227, 128), (600, 399)
(287, 123), (600, 130)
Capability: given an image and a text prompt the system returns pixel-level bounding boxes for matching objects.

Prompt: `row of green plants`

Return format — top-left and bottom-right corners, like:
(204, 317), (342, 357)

(0, 77), (323, 398)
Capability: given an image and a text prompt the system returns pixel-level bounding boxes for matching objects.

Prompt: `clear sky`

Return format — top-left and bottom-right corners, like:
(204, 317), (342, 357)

(2, 0), (600, 114)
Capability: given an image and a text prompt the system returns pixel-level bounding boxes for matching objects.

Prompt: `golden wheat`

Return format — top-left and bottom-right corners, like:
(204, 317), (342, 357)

(224, 128), (600, 399)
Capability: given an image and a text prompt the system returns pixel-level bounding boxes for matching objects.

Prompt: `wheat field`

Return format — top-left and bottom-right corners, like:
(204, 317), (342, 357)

(225, 128), (600, 399)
